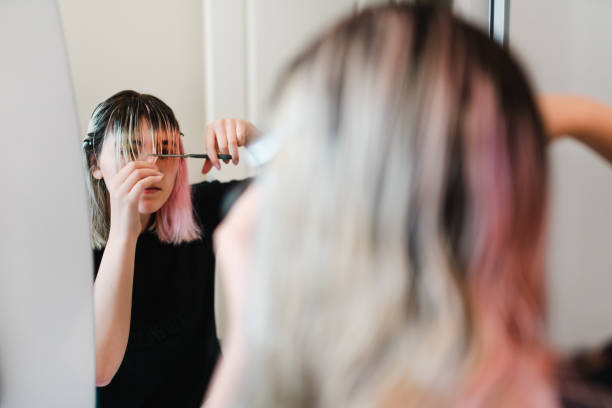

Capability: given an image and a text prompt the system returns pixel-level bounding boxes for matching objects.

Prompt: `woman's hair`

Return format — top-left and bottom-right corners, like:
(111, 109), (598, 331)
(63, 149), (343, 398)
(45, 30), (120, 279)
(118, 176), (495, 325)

(82, 90), (200, 248)
(240, 4), (555, 407)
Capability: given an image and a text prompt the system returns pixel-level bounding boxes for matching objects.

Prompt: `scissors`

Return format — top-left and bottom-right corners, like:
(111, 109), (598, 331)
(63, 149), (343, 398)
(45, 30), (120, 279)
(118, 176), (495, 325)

(149, 135), (277, 166)
(149, 153), (233, 160)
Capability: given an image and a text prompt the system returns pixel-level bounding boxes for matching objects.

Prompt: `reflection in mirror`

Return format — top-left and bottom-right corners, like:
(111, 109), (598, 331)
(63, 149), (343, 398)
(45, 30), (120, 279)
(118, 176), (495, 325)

(57, 0), (370, 405)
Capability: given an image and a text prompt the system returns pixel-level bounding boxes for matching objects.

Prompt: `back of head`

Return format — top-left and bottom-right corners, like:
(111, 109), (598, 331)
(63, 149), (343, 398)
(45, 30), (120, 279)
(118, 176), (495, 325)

(241, 4), (554, 407)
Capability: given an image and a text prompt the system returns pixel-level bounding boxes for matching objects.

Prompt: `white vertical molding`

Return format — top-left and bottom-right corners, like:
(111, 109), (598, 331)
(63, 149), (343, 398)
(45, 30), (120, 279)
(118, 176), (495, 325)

(490, 0), (509, 46)
(201, 0), (208, 126)
(204, 0), (247, 122)
(246, 0), (257, 123)
(203, 0), (252, 181)
(204, 1), (251, 341)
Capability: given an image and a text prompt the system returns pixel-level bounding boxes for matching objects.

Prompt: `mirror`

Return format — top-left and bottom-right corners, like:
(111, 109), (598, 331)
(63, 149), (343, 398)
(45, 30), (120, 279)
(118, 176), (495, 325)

(57, 1), (390, 406)
(10, 0), (612, 405)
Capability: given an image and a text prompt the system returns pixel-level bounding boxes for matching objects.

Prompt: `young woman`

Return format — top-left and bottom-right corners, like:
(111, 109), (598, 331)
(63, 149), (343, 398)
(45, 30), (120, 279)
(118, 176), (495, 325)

(209, 4), (612, 408)
(82, 90), (257, 407)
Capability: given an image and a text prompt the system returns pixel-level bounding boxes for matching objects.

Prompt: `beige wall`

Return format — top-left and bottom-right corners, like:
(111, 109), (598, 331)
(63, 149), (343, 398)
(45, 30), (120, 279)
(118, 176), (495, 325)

(453, 0), (489, 29)
(510, 0), (612, 350)
(58, 0), (208, 182)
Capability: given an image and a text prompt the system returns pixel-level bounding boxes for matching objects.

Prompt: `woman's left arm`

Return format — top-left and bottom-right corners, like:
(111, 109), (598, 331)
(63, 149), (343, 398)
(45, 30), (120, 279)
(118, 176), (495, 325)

(539, 94), (612, 164)
(202, 119), (261, 174)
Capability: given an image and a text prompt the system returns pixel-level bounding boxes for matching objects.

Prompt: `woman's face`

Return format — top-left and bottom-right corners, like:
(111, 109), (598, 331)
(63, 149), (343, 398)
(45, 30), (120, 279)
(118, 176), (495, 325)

(92, 127), (180, 215)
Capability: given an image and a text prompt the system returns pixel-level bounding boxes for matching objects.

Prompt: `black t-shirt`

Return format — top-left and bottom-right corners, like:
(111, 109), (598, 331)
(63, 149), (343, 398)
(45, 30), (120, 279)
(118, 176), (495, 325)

(93, 180), (245, 408)
(560, 342), (612, 407)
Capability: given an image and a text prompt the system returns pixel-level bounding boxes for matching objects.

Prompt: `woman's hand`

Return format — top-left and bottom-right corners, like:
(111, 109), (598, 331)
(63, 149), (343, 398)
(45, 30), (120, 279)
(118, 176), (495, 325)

(202, 119), (260, 174)
(538, 94), (584, 141)
(106, 160), (163, 240)
(539, 94), (612, 164)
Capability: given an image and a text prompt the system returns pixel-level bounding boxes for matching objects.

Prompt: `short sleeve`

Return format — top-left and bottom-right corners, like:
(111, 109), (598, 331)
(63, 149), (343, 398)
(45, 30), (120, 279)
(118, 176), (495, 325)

(191, 178), (252, 232)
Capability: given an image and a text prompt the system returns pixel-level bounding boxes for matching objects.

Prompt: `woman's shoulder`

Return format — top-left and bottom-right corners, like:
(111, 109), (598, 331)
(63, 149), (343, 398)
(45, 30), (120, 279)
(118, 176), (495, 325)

(191, 178), (249, 198)
(191, 179), (231, 195)
(191, 178), (252, 230)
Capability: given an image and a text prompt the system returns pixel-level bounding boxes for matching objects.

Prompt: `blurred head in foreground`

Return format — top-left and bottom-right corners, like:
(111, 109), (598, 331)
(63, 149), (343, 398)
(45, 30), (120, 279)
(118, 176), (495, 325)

(241, 4), (552, 407)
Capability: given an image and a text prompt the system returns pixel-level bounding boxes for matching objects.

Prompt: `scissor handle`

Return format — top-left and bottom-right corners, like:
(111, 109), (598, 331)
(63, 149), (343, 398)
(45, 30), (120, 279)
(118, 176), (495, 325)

(189, 154), (232, 160)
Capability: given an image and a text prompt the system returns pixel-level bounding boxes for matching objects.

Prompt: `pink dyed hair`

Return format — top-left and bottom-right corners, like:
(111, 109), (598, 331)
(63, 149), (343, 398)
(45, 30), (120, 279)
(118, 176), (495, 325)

(237, 4), (559, 408)
(460, 70), (553, 407)
(155, 138), (200, 244)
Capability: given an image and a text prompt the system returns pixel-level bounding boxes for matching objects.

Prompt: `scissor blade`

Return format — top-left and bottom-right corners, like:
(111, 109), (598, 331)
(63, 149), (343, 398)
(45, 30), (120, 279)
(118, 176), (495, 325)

(149, 153), (233, 160)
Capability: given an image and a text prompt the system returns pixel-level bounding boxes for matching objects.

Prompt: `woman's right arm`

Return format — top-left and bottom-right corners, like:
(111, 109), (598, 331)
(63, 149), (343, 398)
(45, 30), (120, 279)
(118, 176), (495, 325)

(93, 161), (163, 386)
(539, 94), (612, 164)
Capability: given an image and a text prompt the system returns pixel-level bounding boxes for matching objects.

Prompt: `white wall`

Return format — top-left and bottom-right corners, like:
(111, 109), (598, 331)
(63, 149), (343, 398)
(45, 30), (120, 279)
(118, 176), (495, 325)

(510, 0), (612, 350)
(58, 0), (208, 182)
(0, 2), (94, 407)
